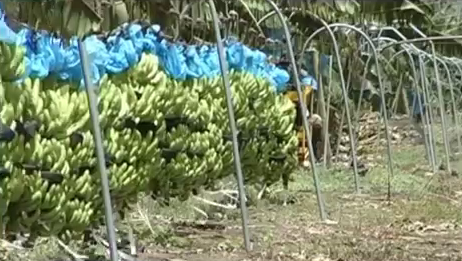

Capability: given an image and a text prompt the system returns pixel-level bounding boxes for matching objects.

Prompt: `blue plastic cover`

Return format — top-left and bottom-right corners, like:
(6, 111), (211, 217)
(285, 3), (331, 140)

(0, 9), (18, 44)
(0, 8), (315, 93)
(408, 90), (425, 117)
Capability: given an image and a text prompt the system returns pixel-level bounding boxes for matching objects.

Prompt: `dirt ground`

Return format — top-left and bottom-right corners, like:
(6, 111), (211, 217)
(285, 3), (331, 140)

(3, 122), (462, 261)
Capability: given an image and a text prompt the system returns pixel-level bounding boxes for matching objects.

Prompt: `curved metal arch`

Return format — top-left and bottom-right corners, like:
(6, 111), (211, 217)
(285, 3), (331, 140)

(256, 9), (299, 28)
(381, 36), (461, 164)
(447, 58), (462, 78)
(379, 35), (462, 50)
(373, 26), (462, 117)
(442, 57), (462, 102)
(417, 55), (439, 167)
(379, 48), (436, 171)
(264, 0), (327, 221)
(298, 22), (363, 194)
(298, 23), (394, 198)
(409, 25), (458, 165)
(445, 58), (462, 87)
(255, 11), (363, 193)
(429, 55), (461, 151)
(418, 54), (460, 168)
(208, 0), (251, 251)
(370, 39), (440, 171)
(421, 55), (459, 117)
(368, 34), (453, 172)
(446, 57), (462, 108)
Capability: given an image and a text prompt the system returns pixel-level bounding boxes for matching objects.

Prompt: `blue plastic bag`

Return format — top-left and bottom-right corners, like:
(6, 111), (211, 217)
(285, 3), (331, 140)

(0, 9), (17, 44)
(157, 41), (187, 80)
(227, 42), (245, 69)
(185, 46), (211, 78)
(202, 46), (220, 77)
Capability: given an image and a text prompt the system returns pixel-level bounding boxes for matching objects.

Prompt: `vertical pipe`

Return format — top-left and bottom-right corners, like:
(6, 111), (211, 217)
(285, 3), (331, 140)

(381, 48), (435, 170)
(207, 0), (251, 251)
(298, 22), (361, 194)
(78, 39), (119, 261)
(430, 45), (452, 172)
(370, 29), (442, 167)
(410, 58), (432, 169)
(408, 24), (452, 172)
(368, 36), (438, 172)
(265, 0), (327, 220)
(322, 57), (334, 168)
(299, 23), (395, 195)
(419, 56), (438, 170)
(435, 58), (461, 152)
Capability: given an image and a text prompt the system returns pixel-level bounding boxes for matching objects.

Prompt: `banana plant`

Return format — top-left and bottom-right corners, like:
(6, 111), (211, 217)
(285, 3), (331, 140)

(1, 0), (131, 39)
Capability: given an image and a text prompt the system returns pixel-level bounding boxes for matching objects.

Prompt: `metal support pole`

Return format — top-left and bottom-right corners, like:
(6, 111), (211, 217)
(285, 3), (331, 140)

(380, 47), (435, 171)
(408, 24), (452, 173)
(434, 57), (461, 152)
(265, 0), (327, 221)
(297, 22), (361, 193)
(299, 23), (396, 194)
(207, 0), (251, 251)
(78, 39), (119, 261)
(418, 56), (438, 172)
(368, 35), (441, 172)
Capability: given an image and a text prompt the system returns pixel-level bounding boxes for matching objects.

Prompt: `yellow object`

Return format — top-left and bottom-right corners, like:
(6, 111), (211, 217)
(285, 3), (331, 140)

(284, 86), (313, 103)
(284, 86), (314, 165)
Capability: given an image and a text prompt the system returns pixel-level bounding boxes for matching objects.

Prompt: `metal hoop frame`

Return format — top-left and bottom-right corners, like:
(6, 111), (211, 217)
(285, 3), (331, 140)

(72, 4), (462, 259)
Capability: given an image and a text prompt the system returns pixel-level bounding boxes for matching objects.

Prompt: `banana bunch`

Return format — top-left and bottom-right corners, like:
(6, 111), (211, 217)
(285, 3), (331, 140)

(6, 170), (65, 234)
(0, 132), (80, 236)
(160, 124), (191, 151)
(187, 128), (219, 155)
(40, 85), (91, 138)
(159, 151), (210, 201)
(187, 72), (299, 188)
(97, 75), (129, 128)
(237, 134), (297, 186)
(217, 145), (234, 179)
(107, 163), (137, 197)
(1, 81), (27, 125)
(157, 82), (198, 120)
(0, 41), (26, 81)
(125, 53), (169, 125)
(34, 183), (69, 236)
(271, 95), (297, 138)
(105, 128), (160, 164)
(102, 127), (161, 203)
(182, 94), (215, 128)
(66, 170), (95, 202)
(130, 53), (166, 87)
(0, 78), (90, 139)
(66, 131), (96, 171)
(0, 132), (68, 174)
(188, 77), (224, 100)
(111, 163), (154, 202)
(25, 79), (90, 138)
(63, 199), (94, 232)
(0, 162), (25, 220)
(131, 78), (167, 124)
